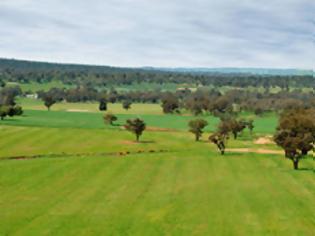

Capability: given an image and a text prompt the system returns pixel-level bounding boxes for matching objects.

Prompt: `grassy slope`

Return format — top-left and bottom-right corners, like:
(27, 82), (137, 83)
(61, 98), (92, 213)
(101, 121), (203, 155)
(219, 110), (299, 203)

(0, 98), (313, 235)
(0, 108), (277, 134)
(0, 150), (314, 235)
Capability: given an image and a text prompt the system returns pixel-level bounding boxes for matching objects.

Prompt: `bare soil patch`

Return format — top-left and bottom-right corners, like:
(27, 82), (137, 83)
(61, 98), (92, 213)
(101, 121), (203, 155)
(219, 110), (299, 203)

(254, 136), (274, 145)
(121, 140), (138, 145)
(67, 109), (90, 112)
(226, 148), (283, 155)
(146, 126), (175, 132)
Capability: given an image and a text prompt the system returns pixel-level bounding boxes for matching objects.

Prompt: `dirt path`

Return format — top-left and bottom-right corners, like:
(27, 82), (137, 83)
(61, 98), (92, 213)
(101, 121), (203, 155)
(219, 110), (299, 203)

(254, 136), (274, 145)
(226, 148), (283, 155)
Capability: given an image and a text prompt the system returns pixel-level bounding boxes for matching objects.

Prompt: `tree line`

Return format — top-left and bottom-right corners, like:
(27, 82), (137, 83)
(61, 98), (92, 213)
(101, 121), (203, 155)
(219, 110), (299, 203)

(38, 86), (315, 117)
(1, 59), (314, 90)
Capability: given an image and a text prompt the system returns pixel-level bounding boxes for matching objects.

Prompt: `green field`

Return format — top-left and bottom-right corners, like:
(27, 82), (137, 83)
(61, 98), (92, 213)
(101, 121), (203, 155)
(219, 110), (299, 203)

(0, 99), (314, 235)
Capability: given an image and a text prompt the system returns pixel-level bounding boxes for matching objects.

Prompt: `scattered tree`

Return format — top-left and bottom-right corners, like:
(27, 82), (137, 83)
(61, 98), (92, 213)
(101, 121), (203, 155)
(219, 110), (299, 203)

(209, 132), (229, 155)
(274, 109), (315, 170)
(42, 95), (56, 111)
(99, 98), (107, 111)
(0, 105), (9, 120)
(124, 118), (146, 142)
(0, 105), (23, 120)
(103, 113), (117, 125)
(161, 93), (180, 114)
(188, 119), (208, 141)
(122, 100), (132, 110)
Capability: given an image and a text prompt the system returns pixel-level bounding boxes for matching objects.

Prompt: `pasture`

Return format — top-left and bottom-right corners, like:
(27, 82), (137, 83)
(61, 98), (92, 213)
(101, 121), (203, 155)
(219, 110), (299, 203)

(0, 99), (314, 235)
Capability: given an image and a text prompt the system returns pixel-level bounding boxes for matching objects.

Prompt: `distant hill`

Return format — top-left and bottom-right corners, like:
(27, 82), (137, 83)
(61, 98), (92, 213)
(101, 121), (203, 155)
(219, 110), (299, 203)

(143, 67), (314, 76)
(0, 58), (313, 76)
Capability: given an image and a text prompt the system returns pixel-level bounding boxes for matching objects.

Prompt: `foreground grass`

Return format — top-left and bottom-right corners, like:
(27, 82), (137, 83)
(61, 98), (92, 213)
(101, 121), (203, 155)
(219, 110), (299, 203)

(0, 99), (312, 235)
(0, 151), (314, 235)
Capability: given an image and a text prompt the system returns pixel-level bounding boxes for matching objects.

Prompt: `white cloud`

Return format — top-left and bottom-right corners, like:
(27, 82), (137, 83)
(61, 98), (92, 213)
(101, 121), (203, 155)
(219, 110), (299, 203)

(0, 0), (314, 69)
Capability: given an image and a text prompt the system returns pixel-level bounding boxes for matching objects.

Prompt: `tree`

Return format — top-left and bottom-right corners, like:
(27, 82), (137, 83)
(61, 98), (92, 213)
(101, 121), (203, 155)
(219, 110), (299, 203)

(122, 100), (132, 110)
(229, 119), (246, 139)
(99, 98), (107, 111)
(124, 118), (146, 142)
(209, 132), (229, 155)
(0, 105), (23, 120)
(42, 95), (56, 111)
(103, 113), (117, 125)
(161, 93), (179, 114)
(188, 119), (208, 141)
(274, 109), (315, 170)
(246, 119), (254, 134)
(0, 105), (9, 120)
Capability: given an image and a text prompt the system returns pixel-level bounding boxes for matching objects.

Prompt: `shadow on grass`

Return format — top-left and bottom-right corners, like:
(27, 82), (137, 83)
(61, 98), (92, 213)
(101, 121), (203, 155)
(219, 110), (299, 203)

(0, 119), (20, 122)
(296, 167), (315, 172)
(139, 140), (155, 144)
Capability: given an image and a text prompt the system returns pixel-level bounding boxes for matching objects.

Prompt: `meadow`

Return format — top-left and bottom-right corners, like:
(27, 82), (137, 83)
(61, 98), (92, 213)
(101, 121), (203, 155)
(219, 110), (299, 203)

(0, 98), (314, 235)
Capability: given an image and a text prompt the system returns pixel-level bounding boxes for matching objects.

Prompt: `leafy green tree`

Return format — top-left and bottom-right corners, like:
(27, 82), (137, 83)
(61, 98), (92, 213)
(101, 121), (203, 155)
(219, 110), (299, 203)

(0, 105), (9, 120)
(42, 95), (56, 111)
(188, 119), (208, 141)
(161, 94), (179, 114)
(124, 118), (146, 142)
(103, 113), (117, 125)
(209, 132), (229, 155)
(246, 119), (254, 134)
(274, 109), (315, 170)
(122, 100), (132, 110)
(99, 98), (107, 111)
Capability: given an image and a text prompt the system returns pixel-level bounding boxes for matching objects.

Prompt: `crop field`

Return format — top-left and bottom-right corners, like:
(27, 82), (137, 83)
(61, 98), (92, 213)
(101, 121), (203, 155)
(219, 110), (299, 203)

(0, 100), (314, 236)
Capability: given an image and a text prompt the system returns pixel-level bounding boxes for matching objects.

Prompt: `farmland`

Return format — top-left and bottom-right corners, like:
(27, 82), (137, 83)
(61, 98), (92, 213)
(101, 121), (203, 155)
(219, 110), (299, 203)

(0, 99), (314, 235)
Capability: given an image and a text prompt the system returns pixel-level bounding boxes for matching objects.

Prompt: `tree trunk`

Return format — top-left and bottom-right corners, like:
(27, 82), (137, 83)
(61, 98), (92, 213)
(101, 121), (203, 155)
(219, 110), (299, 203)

(293, 159), (299, 170)
(195, 135), (199, 141)
(136, 134), (139, 142)
(0, 116), (3, 120)
(221, 149), (225, 155)
(233, 132), (237, 139)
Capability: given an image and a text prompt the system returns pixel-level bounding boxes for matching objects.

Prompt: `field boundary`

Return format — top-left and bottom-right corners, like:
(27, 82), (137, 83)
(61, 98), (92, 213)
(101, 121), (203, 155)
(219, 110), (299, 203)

(0, 149), (171, 161)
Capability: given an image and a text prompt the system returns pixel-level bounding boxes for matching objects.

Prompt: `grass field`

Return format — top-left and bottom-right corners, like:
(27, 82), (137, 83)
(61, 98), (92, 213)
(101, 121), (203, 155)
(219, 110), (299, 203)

(0, 98), (314, 235)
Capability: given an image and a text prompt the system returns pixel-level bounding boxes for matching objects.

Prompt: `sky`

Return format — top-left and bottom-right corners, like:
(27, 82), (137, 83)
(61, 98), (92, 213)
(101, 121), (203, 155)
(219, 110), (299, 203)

(0, 0), (314, 69)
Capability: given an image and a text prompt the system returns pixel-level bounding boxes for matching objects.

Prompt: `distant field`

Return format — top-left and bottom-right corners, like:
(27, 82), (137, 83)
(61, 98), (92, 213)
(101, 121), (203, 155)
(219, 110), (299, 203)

(0, 109), (277, 134)
(7, 81), (73, 92)
(18, 97), (165, 115)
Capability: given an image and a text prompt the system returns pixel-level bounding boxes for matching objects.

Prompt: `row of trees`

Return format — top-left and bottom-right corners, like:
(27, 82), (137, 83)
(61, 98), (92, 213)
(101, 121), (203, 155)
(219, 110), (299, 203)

(38, 86), (315, 116)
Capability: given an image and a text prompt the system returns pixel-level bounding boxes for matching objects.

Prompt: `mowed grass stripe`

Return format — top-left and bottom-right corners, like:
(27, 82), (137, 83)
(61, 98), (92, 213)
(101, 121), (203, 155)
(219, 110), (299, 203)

(4, 157), (117, 235)
(0, 109), (277, 134)
(0, 152), (314, 235)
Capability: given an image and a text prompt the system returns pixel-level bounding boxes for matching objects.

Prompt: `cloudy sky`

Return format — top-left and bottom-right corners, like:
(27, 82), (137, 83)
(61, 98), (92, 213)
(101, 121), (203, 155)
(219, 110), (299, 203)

(0, 0), (314, 69)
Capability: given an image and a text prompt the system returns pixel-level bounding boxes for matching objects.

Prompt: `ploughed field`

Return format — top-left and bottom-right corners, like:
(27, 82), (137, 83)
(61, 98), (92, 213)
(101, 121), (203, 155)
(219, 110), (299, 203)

(0, 100), (314, 235)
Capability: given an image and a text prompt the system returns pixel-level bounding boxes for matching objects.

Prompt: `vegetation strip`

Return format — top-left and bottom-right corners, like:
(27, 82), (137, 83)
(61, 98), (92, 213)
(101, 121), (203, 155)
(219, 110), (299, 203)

(1, 149), (171, 161)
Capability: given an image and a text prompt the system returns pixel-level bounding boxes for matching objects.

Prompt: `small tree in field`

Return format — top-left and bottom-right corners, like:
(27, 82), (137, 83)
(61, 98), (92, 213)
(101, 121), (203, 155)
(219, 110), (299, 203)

(103, 113), (117, 125)
(246, 119), (254, 134)
(42, 95), (56, 111)
(274, 109), (315, 170)
(124, 118), (146, 142)
(0, 105), (23, 120)
(122, 100), (132, 110)
(188, 119), (208, 141)
(209, 132), (229, 155)
(99, 98), (107, 111)
(0, 105), (9, 120)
